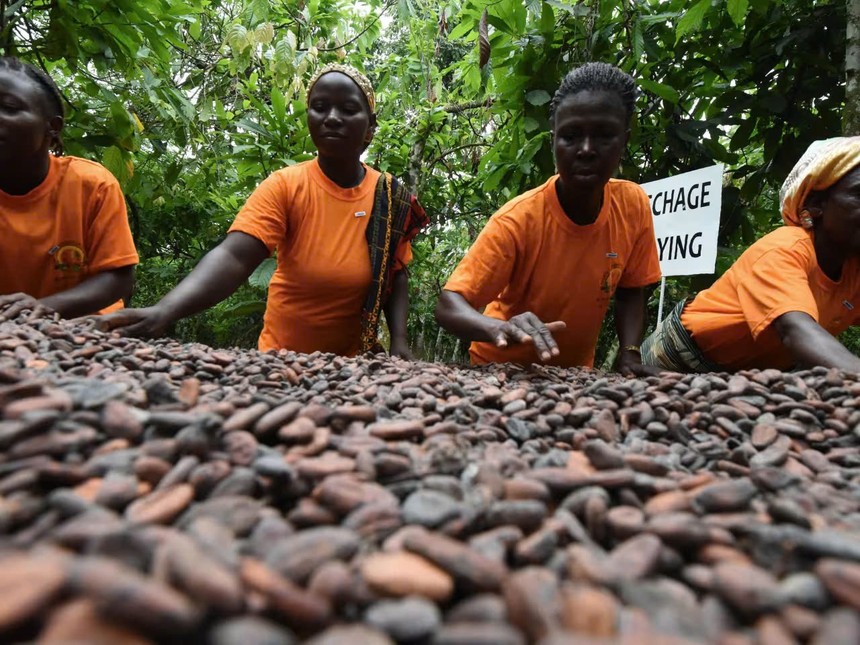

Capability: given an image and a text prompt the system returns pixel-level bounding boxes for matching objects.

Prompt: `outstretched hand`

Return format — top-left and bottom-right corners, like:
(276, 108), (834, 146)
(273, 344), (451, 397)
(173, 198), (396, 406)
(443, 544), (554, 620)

(491, 312), (566, 362)
(0, 293), (55, 323)
(92, 306), (171, 338)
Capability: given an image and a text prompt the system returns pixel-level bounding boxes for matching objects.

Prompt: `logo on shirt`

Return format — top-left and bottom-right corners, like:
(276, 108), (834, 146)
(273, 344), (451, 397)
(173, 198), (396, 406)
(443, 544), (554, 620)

(50, 242), (87, 274)
(600, 261), (623, 295)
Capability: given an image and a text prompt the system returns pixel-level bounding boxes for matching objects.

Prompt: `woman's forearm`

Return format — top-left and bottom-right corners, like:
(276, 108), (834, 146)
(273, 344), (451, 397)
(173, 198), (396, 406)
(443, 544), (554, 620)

(383, 270), (410, 341)
(40, 266), (134, 318)
(614, 286), (649, 348)
(775, 311), (860, 372)
(156, 232), (270, 324)
(435, 289), (501, 343)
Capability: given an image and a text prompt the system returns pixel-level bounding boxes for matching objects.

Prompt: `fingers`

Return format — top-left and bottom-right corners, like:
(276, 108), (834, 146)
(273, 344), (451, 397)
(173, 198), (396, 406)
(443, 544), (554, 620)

(545, 321), (566, 334)
(495, 313), (562, 362)
(494, 322), (531, 348)
(90, 313), (125, 333)
(625, 363), (663, 377)
(0, 293), (38, 322)
(25, 305), (55, 324)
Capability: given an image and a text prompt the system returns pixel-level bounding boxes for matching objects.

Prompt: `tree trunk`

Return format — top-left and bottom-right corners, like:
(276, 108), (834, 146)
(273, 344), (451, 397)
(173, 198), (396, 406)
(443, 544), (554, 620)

(847, 0), (860, 134)
(0, 0), (11, 56)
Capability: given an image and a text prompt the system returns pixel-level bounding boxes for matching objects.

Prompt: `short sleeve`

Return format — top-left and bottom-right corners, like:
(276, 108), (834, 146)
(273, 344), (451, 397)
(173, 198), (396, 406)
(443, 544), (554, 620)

(228, 172), (290, 253)
(393, 239), (413, 272)
(85, 176), (139, 273)
(618, 186), (662, 288)
(443, 214), (518, 309)
(737, 245), (819, 339)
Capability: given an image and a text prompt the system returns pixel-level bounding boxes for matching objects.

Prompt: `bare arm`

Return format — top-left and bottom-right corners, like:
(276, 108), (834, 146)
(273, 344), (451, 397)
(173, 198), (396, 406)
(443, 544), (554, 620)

(39, 266), (135, 318)
(614, 286), (660, 375)
(384, 270), (412, 358)
(773, 311), (860, 372)
(435, 289), (565, 361)
(97, 232), (269, 337)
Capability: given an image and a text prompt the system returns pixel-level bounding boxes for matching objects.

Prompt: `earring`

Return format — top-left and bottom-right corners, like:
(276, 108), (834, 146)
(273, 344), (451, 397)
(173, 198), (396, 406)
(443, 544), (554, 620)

(800, 209), (814, 229)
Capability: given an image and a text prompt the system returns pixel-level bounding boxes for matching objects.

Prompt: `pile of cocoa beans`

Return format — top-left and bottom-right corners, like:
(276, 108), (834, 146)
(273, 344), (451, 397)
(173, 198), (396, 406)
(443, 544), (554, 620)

(1, 309), (859, 645)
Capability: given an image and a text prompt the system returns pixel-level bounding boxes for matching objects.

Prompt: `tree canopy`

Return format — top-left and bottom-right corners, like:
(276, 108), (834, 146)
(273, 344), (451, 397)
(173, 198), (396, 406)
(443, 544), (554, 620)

(1, 0), (852, 361)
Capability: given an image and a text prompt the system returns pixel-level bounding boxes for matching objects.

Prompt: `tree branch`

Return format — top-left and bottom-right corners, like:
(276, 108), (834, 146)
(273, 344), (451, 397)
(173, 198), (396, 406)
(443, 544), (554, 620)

(426, 142), (487, 168)
(443, 98), (494, 113)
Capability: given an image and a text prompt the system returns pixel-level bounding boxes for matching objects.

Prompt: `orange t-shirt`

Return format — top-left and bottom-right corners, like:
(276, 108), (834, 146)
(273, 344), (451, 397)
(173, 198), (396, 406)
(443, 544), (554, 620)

(681, 226), (860, 371)
(444, 176), (662, 367)
(0, 155), (138, 313)
(228, 159), (413, 354)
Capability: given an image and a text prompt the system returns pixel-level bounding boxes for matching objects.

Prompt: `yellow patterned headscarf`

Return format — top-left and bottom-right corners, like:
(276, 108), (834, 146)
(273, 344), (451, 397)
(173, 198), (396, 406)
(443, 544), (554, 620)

(780, 136), (860, 226)
(307, 63), (376, 113)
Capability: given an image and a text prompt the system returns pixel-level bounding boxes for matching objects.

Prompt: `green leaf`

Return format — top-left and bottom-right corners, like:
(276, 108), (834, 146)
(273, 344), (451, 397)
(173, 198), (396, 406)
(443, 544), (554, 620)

(730, 118), (755, 151)
(676, 0), (711, 42)
(102, 146), (127, 183)
(3, 0), (28, 18)
(638, 78), (680, 104)
(221, 299), (267, 317)
(726, 0), (749, 26)
(248, 257), (277, 290)
(448, 17), (475, 40)
(270, 87), (286, 122)
(525, 89), (551, 106)
(188, 19), (201, 40)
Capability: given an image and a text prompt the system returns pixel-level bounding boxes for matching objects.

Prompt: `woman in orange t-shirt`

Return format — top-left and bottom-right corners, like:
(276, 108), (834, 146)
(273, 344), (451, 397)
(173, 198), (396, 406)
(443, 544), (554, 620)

(435, 63), (661, 372)
(99, 64), (427, 358)
(0, 57), (138, 319)
(641, 137), (860, 373)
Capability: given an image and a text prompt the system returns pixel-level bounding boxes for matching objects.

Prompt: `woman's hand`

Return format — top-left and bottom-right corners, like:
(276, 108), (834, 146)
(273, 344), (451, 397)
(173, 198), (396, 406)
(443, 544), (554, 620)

(617, 346), (662, 377)
(491, 312), (566, 361)
(389, 335), (414, 360)
(0, 293), (55, 322)
(94, 305), (173, 338)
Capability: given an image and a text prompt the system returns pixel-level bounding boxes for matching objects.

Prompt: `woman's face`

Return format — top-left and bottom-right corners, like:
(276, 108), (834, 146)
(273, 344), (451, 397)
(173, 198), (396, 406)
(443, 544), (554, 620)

(816, 165), (860, 256)
(0, 69), (55, 163)
(307, 72), (375, 159)
(552, 89), (629, 196)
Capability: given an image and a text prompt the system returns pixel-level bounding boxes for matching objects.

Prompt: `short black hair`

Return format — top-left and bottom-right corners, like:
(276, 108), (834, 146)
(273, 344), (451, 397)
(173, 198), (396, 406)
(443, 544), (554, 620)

(549, 62), (638, 124)
(0, 56), (65, 155)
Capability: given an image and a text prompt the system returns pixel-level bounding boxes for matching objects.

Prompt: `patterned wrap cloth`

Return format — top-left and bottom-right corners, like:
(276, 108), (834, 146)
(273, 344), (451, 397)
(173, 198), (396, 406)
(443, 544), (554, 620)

(642, 136), (860, 373)
(359, 174), (428, 353)
(640, 299), (724, 373)
(779, 136), (860, 226)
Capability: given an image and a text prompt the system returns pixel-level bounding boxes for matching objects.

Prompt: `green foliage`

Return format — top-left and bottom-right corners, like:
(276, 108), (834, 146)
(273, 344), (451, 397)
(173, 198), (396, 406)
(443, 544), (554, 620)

(5, 0), (856, 358)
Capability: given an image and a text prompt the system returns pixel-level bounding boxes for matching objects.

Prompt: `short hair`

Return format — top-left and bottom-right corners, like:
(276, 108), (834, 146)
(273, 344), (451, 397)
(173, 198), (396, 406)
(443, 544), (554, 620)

(549, 62), (638, 124)
(0, 57), (65, 155)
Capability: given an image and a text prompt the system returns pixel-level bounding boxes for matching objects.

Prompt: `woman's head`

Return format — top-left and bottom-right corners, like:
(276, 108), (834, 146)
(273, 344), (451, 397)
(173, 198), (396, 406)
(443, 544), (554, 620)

(306, 64), (377, 159)
(781, 137), (860, 226)
(0, 57), (65, 160)
(550, 62), (638, 126)
(550, 63), (638, 195)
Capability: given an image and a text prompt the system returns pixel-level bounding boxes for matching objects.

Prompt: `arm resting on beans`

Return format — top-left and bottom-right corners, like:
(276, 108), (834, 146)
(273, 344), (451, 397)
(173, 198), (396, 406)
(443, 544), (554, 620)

(435, 289), (565, 361)
(614, 286), (660, 376)
(0, 266), (134, 321)
(97, 232), (270, 337)
(384, 270), (413, 359)
(773, 311), (860, 372)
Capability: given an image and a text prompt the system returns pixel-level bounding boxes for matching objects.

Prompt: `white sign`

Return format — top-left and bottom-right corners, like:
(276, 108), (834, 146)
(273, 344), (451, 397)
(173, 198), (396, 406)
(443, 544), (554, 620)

(641, 164), (724, 276)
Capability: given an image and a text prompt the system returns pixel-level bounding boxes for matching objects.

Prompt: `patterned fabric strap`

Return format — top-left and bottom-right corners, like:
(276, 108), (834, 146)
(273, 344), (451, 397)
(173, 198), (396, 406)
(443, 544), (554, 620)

(640, 299), (723, 373)
(359, 173), (429, 353)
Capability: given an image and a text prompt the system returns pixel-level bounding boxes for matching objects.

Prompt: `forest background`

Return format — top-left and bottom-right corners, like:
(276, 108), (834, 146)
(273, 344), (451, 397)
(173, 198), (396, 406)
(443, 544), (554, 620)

(2, 0), (859, 367)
